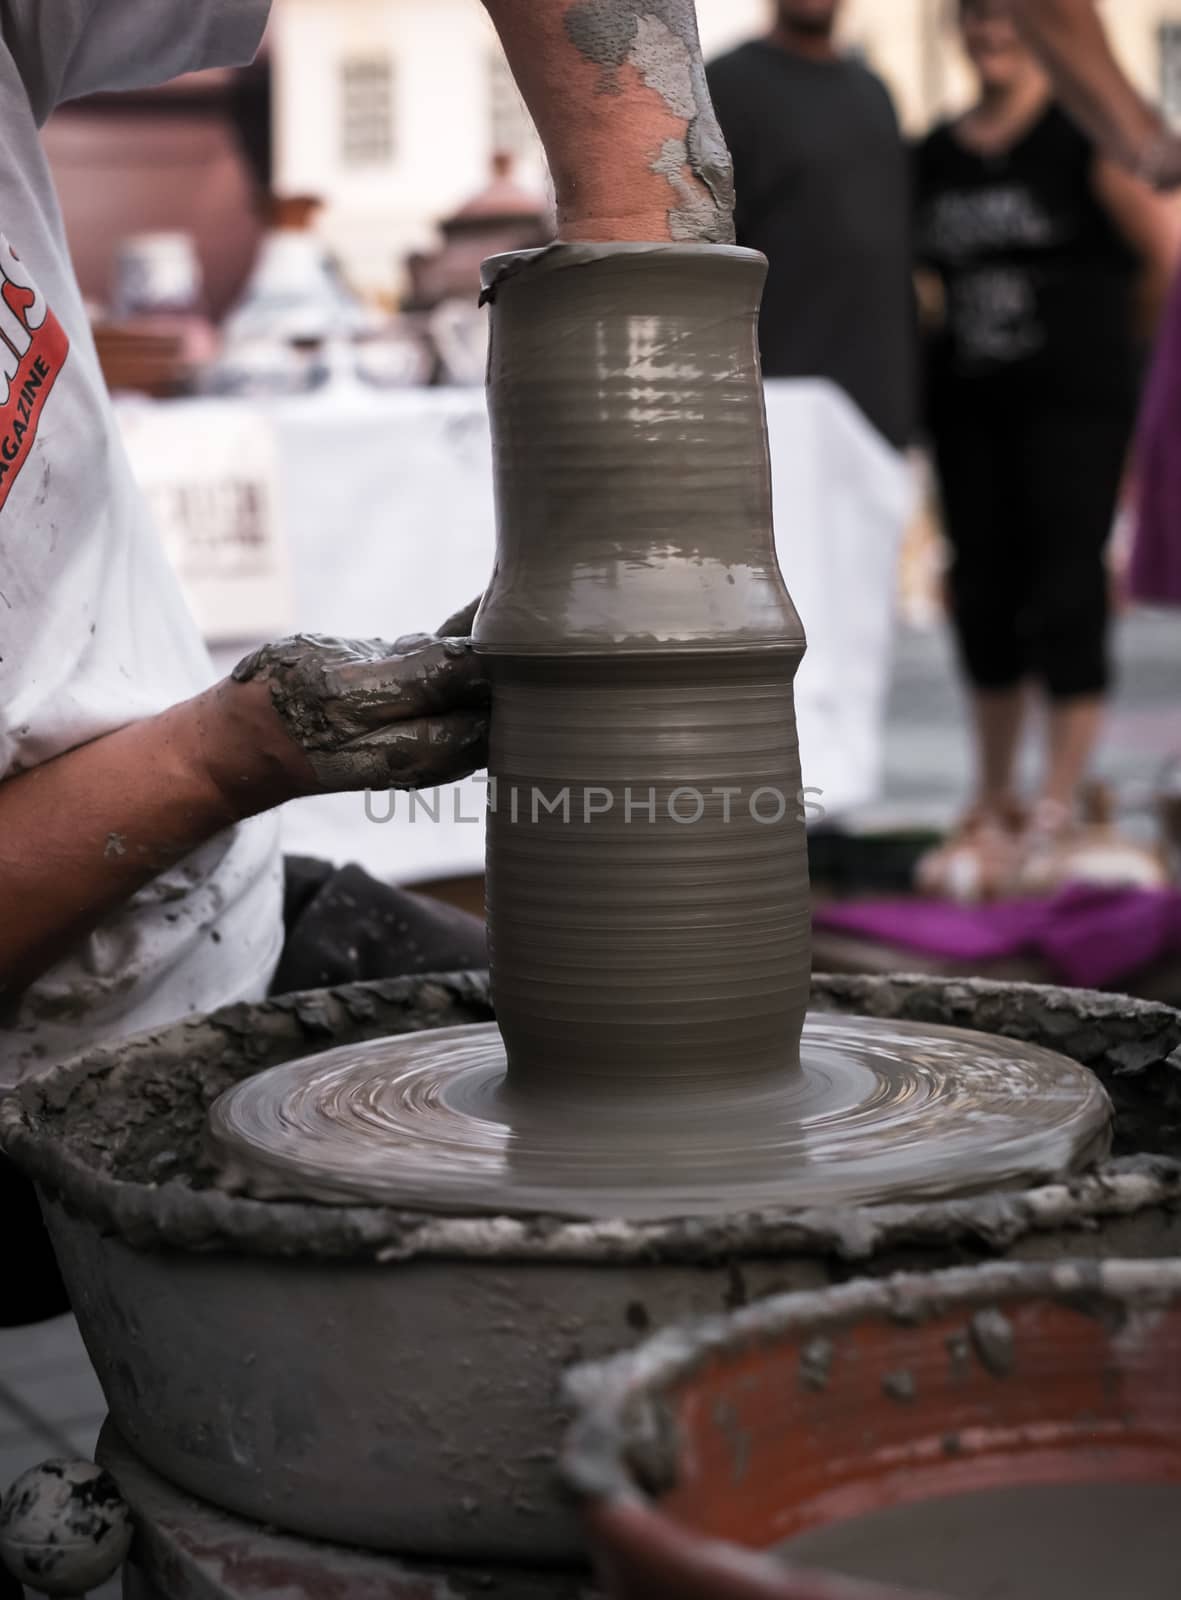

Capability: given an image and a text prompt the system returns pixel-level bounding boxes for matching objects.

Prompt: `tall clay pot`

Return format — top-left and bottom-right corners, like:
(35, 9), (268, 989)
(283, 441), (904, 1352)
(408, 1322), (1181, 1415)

(475, 244), (810, 1091)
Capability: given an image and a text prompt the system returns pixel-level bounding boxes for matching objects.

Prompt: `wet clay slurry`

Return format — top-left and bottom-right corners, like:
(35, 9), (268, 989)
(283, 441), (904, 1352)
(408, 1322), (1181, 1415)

(208, 1015), (1111, 1219)
(778, 1483), (1181, 1599)
(204, 248), (1114, 1218)
(566, 1261), (1181, 1590)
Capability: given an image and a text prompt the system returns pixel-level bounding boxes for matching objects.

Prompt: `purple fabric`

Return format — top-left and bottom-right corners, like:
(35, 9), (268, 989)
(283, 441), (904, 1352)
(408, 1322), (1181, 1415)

(1132, 266), (1181, 607)
(814, 885), (1181, 989)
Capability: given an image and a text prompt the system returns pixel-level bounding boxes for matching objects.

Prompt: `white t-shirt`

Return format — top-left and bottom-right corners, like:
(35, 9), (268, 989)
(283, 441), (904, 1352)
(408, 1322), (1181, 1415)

(0, 0), (283, 1089)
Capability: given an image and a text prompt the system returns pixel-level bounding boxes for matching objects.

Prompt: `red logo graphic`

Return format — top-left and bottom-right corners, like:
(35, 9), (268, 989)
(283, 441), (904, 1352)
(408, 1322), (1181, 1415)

(0, 233), (69, 512)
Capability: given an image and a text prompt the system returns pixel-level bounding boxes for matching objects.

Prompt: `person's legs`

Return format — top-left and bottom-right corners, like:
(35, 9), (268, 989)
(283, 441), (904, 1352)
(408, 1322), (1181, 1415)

(1042, 697), (1105, 809)
(0, 1148), (73, 1496)
(272, 858), (486, 994)
(918, 405), (1030, 897)
(934, 406), (1031, 813)
(1018, 406), (1131, 811)
(974, 684), (1029, 811)
(0, 1150), (70, 1330)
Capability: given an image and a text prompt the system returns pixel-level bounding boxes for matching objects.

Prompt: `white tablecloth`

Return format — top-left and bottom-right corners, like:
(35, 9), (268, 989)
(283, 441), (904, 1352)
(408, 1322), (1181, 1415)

(768, 380), (916, 824)
(120, 378), (913, 885)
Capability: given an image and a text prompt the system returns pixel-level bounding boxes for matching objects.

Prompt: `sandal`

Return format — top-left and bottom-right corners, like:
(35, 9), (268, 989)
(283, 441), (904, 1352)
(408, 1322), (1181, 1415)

(915, 804), (1022, 903)
(1016, 787), (1170, 895)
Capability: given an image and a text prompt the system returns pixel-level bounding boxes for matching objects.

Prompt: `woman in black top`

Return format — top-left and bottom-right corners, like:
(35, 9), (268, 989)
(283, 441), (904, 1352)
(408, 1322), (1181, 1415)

(914, 0), (1177, 900)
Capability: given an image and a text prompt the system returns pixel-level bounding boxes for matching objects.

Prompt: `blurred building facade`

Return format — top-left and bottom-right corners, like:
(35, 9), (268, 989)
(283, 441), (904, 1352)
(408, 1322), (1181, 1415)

(272, 0), (545, 298)
(43, 0), (1181, 313)
(272, 0), (1181, 299)
(44, 67), (269, 322)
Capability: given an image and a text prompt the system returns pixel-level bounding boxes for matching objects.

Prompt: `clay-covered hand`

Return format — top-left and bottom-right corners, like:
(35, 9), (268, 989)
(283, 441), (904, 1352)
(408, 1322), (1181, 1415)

(231, 623), (490, 794)
(387, 595), (484, 659)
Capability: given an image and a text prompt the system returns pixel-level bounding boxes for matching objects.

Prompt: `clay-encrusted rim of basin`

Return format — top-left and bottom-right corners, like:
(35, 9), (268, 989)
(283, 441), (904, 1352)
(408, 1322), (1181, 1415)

(559, 1258), (1181, 1502)
(2, 973), (1179, 1265)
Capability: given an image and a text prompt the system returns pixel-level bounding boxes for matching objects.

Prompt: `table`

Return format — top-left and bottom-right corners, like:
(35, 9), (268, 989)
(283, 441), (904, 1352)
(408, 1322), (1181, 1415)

(119, 378), (913, 885)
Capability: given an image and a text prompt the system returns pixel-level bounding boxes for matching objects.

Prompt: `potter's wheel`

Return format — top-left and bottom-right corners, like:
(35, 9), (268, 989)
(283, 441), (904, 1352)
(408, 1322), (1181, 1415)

(207, 1015), (1112, 1221)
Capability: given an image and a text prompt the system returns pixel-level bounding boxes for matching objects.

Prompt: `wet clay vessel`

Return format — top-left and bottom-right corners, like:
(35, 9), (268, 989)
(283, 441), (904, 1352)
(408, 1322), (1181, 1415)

(565, 1259), (1181, 1600)
(4, 974), (1179, 1562)
(475, 244), (809, 1087)
(207, 246), (1110, 1221)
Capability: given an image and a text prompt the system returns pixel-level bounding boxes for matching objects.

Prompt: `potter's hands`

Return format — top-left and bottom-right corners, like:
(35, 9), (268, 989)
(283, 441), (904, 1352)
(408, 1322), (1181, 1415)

(387, 595), (483, 658)
(217, 607), (489, 803)
(0, 606), (486, 992)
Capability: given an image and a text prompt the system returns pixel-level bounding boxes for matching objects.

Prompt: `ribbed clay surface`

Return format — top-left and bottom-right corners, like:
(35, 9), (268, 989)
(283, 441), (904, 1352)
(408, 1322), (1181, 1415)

(487, 653), (810, 1087)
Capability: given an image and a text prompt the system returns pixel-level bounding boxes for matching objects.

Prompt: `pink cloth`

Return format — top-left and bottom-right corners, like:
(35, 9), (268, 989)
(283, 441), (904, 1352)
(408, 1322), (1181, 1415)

(814, 885), (1181, 989)
(1132, 267), (1181, 606)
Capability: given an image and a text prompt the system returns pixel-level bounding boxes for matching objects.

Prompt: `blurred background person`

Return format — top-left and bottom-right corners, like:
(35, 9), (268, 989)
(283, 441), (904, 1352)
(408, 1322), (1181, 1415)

(706, 0), (915, 455)
(1008, 0), (1181, 614)
(707, 0), (918, 823)
(1015, 0), (1181, 190)
(913, 0), (1179, 901)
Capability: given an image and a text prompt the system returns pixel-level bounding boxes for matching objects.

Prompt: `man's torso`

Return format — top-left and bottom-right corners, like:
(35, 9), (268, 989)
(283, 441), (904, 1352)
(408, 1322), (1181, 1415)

(707, 40), (916, 450)
(915, 106), (1140, 410)
(0, 5), (282, 1089)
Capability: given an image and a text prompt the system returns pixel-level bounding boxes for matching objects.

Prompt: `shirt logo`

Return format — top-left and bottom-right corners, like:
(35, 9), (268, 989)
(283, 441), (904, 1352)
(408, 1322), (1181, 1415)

(0, 233), (69, 511)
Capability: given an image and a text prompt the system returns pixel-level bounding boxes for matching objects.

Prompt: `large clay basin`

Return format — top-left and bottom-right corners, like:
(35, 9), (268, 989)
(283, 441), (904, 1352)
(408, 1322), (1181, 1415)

(564, 1260), (1181, 1599)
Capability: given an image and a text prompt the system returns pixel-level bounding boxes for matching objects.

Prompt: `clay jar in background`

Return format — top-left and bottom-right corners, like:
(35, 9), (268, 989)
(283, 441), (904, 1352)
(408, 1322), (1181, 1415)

(474, 244), (810, 1092)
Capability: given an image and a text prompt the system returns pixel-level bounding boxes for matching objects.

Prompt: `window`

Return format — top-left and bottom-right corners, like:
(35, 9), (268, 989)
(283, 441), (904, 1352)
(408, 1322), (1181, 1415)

(340, 56), (395, 167)
(1162, 22), (1181, 124)
(488, 50), (538, 161)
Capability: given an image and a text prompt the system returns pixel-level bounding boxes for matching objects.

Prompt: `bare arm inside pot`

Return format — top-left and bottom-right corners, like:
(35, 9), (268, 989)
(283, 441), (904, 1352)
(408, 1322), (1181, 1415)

(0, 623), (488, 997)
(1015, 0), (1181, 188)
(481, 0), (735, 242)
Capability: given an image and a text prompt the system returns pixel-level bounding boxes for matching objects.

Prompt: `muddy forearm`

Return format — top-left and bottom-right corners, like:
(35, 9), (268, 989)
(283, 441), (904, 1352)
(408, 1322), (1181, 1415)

(0, 684), (297, 997)
(1015, 0), (1163, 171)
(481, 0), (734, 243)
(0, 626), (490, 995)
